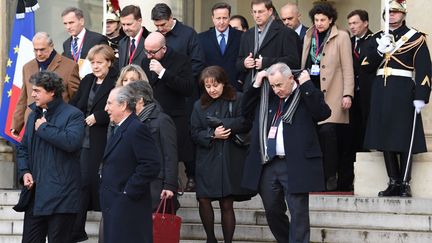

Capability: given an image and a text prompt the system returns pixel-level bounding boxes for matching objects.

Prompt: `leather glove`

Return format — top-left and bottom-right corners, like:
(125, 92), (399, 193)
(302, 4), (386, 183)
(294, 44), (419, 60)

(376, 34), (395, 54)
(206, 116), (223, 128)
(413, 100), (426, 114)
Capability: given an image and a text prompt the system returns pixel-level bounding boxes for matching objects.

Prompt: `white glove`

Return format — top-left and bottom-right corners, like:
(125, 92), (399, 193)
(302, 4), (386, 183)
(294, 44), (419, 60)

(413, 100), (426, 114)
(376, 34), (395, 54)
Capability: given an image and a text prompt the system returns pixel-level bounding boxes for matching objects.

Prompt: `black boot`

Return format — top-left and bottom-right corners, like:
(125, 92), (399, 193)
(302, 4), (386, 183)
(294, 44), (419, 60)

(378, 178), (401, 197)
(400, 182), (412, 197)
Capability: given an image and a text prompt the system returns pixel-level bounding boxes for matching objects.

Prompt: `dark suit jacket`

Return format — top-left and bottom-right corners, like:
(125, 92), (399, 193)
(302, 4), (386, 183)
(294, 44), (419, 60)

(118, 27), (150, 69)
(299, 25), (309, 41)
(142, 48), (194, 117)
(198, 27), (243, 91)
(165, 19), (206, 79)
(237, 21), (301, 90)
(241, 81), (330, 193)
(100, 113), (160, 243)
(69, 67), (117, 194)
(62, 29), (108, 60)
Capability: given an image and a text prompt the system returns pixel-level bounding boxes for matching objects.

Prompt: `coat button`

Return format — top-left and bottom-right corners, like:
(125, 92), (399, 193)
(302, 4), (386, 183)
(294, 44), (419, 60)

(322, 53), (325, 56)
(322, 77), (326, 81)
(322, 65), (325, 69)
(305, 91), (310, 95)
(322, 89), (327, 93)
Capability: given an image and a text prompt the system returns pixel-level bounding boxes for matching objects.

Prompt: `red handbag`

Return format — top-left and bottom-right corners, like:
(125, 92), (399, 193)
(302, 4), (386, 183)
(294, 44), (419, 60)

(152, 197), (182, 243)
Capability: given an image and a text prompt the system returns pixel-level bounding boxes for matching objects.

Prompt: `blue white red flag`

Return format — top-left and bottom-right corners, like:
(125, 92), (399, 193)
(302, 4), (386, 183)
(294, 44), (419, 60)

(0, 0), (39, 144)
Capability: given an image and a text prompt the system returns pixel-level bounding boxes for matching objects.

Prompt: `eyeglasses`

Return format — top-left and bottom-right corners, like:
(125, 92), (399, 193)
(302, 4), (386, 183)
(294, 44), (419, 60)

(144, 46), (164, 56)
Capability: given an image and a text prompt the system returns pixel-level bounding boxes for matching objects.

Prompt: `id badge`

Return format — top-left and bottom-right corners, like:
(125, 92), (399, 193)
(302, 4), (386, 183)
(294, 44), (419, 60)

(311, 64), (320, 76)
(268, 126), (278, 139)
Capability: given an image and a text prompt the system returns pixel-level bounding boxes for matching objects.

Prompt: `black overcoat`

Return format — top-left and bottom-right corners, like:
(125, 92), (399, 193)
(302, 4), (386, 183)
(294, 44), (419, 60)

(100, 114), (160, 243)
(62, 29), (108, 60)
(241, 81), (330, 193)
(69, 67), (117, 210)
(236, 21), (301, 90)
(361, 25), (431, 153)
(191, 93), (253, 199)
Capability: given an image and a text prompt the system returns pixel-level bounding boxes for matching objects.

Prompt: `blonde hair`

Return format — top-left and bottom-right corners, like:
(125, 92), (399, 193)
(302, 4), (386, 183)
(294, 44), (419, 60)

(87, 44), (115, 64)
(116, 64), (149, 87)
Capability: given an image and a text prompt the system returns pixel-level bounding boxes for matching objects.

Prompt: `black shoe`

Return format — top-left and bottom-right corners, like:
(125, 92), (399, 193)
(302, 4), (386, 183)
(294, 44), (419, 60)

(185, 178), (196, 192)
(400, 182), (412, 197)
(378, 179), (400, 197)
(326, 176), (338, 191)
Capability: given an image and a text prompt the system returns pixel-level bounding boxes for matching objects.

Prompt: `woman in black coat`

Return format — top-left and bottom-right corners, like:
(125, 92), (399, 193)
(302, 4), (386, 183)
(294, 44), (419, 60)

(191, 66), (252, 243)
(69, 44), (118, 241)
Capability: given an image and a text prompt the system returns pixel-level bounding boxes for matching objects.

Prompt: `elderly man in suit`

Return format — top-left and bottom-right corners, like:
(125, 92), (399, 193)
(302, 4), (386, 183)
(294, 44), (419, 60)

(236, 0), (301, 91)
(100, 86), (160, 243)
(61, 7), (108, 63)
(118, 5), (150, 69)
(198, 2), (244, 91)
(242, 63), (330, 243)
(11, 32), (80, 137)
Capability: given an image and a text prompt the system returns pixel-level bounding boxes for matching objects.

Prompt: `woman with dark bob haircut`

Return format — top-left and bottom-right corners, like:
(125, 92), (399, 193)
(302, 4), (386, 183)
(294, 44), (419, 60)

(301, 2), (354, 191)
(191, 66), (253, 243)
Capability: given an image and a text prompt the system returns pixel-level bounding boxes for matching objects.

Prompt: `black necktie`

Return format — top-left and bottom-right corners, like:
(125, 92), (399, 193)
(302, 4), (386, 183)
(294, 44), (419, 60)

(130, 39), (136, 58)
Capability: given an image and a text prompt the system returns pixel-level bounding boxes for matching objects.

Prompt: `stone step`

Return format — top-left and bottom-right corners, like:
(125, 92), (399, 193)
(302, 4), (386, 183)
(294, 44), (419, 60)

(181, 223), (432, 243)
(178, 207), (432, 232)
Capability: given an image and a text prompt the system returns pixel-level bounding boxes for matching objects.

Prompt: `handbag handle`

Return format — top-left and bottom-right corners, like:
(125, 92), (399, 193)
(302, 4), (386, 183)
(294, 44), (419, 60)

(155, 196), (175, 215)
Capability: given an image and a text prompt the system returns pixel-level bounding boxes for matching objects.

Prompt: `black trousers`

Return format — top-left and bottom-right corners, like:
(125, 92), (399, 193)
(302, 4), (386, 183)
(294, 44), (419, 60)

(383, 151), (412, 182)
(22, 203), (76, 243)
(259, 158), (310, 243)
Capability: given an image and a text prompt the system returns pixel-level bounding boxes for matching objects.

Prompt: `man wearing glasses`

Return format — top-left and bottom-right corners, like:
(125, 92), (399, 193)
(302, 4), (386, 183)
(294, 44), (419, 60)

(236, 0), (301, 91)
(141, 33), (194, 178)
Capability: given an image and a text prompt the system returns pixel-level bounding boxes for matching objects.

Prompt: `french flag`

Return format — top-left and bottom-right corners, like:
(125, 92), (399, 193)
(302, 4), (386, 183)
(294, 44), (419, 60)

(0, 0), (39, 144)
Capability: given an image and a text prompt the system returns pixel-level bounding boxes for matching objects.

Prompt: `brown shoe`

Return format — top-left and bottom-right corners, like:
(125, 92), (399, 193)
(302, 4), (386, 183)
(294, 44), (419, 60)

(185, 178), (196, 192)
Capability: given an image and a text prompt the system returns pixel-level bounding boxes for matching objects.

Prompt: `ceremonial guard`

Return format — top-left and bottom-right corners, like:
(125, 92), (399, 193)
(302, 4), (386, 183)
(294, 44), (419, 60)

(361, 0), (431, 197)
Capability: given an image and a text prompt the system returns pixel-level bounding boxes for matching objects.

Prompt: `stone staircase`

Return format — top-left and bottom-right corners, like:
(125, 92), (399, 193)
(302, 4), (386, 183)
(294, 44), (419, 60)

(0, 190), (432, 242)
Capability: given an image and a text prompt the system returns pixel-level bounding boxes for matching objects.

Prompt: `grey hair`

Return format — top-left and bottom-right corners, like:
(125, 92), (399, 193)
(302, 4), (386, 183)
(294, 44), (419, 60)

(266, 62), (292, 78)
(114, 86), (136, 112)
(124, 81), (154, 105)
(33, 32), (54, 46)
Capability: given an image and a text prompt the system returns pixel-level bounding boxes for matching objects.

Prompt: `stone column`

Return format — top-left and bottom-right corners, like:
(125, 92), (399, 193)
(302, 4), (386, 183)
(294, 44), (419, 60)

(0, 1), (16, 189)
(407, 1), (432, 149)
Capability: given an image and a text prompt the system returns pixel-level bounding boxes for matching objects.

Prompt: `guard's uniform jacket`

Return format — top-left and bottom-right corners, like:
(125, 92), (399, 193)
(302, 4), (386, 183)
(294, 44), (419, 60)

(361, 24), (431, 153)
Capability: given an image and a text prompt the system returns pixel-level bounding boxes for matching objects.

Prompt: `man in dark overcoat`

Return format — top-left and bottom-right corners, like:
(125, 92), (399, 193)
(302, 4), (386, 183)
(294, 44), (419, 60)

(100, 86), (160, 243)
(360, 0), (431, 197)
(236, 0), (301, 91)
(242, 63), (330, 243)
(141, 32), (195, 188)
(17, 71), (85, 242)
(198, 2), (244, 91)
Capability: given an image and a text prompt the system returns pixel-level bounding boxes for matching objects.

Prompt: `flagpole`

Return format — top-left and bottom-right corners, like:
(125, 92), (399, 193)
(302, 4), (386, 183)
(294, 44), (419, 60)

(103, 0), (107, 35)
(384, 0), (390, 35)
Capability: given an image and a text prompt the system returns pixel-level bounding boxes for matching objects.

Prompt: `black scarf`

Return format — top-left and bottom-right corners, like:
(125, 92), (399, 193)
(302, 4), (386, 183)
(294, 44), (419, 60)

(37, 50), (57, 70)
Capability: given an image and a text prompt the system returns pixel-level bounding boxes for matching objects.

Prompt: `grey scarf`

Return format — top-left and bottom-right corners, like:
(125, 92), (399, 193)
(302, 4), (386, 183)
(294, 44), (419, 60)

(259, 82), (301, 164)
(137, 102), (157, 122)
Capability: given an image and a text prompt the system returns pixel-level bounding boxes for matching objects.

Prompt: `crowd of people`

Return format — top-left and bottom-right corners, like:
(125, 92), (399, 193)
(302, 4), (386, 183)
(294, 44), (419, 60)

(12, 0), (431, 242)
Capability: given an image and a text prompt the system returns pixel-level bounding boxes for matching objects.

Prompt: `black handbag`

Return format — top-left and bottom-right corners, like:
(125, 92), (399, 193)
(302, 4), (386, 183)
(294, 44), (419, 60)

(228, 102), (251, 147)
(13, 187), (34, 212)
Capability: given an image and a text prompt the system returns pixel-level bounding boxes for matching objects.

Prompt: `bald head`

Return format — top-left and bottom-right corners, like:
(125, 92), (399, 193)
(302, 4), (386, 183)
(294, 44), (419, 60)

(280, 3), (302, 29)
(144, 32), (167, 60)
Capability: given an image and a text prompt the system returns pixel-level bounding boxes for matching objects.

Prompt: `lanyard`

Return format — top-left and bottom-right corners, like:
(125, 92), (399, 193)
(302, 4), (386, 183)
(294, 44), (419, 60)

(128, 32), (142, 64)
(271, 99), (284, 126)
(72, 32), (86, 63)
